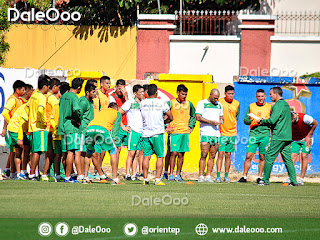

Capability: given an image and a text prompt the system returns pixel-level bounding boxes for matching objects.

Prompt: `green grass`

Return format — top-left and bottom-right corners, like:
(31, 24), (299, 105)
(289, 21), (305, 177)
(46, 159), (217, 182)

(1, 180), (320, 218)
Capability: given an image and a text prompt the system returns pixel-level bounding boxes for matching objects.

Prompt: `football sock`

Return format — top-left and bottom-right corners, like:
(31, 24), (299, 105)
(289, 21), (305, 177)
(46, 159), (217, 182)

(217, 172), (221, 178)
(225, 172), (229, 178)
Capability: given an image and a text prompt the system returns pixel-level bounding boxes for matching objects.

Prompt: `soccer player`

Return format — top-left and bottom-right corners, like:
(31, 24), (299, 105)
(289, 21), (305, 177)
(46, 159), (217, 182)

(256, 87), (298, 186)
(290, 111), (317, 185)
(166, 84), (196, 182)
(1, 80), (25, 178)
(140, 84), (173, 185)
(119, 84), (144, 181)
(58, 78), (84, 183)
(109, 79), (129, 154)
(25, 75), (51, 181)
(216, 85), (240, 183)
(76, 82), (96, 182)
(7, 84), (33, 180)
(42, 78), (61, 181)
(93, 76), (110, 114)
(84, 102), (122, 184)
(238, 89), (271, 183)
(196, 89), (224, 182)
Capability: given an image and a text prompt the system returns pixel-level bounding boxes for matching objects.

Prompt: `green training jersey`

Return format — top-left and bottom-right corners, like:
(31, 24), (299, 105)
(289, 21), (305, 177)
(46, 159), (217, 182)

(244, 104), (271, 137)
(260, 99), (292, 141)
(79, 96), (94, 133)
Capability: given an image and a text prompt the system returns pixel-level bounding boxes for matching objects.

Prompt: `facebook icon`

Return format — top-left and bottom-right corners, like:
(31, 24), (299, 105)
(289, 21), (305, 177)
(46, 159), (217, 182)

(55, 222), (69, 237)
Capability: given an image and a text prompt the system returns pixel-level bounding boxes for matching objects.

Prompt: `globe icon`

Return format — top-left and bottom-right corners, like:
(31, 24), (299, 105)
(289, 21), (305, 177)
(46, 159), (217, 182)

(195, 223), (208, 236)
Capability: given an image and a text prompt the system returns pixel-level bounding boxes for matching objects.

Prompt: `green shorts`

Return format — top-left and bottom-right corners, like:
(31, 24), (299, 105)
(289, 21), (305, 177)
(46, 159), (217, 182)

(77, 133), (87, 153)
(127, 130), (143, 151)
(200, 135), (220, 146)
(61, 133), (80, 152)
(8, 131), (20, 152)
(291, 140), (312, 154)
(47, 133), (53, 151)
(143, 133), (166, 158)
(114, 128), (128, 148)
(23, 134), (30, 146)
(53, 140), (62, 155)
(246, 136), (270, 155)
(30, 131), (49, 153)
(85, 126), (116, 154)
(219, 136), (236, 152)
(5, 130), (11, 149)
(170, 133), (190, 152)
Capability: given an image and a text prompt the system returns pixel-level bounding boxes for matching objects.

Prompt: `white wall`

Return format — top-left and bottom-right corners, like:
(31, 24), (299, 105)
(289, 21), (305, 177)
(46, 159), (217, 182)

(270, 36), (320, 77)
(169, 36), (240, 83)
(257, 0), (320, 14)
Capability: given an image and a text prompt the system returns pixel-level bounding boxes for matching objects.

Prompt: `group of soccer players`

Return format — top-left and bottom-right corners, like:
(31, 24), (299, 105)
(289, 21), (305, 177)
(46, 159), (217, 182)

(1, 75), (317, 185)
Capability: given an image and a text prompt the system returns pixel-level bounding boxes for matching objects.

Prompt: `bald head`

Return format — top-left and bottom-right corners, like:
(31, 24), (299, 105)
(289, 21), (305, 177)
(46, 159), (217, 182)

(209, 88), (220, 104)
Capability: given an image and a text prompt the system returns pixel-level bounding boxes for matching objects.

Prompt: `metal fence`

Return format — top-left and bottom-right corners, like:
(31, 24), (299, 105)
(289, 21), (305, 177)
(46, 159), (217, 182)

(275, 11), (320, 36)
(174, 10), (240, 35)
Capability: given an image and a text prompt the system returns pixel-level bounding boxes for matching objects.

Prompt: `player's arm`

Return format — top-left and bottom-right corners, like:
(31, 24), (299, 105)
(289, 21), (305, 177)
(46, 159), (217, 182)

(304, 115), (318, 146)
(38, 96), (47, 125)
(188, 101), (196, 131)
(2, 98), (16, 124)
(236, 104), (240, 120)
(258, 105), (280, 126)
(244, 106), (252, 125)
(196, 114), (219, 126)
(111, 112), (122, 139)
(164, 110), (173, 124)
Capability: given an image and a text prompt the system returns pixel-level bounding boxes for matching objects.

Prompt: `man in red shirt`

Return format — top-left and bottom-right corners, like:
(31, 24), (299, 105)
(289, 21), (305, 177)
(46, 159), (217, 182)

(290, 112), (317, 185)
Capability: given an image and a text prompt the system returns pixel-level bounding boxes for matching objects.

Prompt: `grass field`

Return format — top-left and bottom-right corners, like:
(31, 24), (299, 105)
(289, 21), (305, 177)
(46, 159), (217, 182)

(1, 180), (320, 218)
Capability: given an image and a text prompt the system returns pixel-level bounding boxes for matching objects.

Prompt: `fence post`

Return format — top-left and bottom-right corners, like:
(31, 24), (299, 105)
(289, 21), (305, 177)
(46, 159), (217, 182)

(238, 15), (277, 76)
(136, 14), (176, 79)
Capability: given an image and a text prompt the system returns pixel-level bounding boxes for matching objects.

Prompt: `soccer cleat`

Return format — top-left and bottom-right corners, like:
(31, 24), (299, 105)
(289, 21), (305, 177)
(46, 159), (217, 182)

(64, 177), (79, 183)
(162, 172), (168, 180)
(224, 177), (231, 183)
(82, 178), (92, 184)
(17, 172), (27, 180)
(298, 178), (304, 186)
(131, 175), (140, 181)
(205, 176), (214, 183)
(112, 180), (125, 185)
(215, 177), (221, 183)
(288, 182), (299, 186)
(4, 169), (10, 177)
(155, 180), (165, 185)
(256, 177), (262, 184)
(198, 176), (205, 183)
(125, 175), (132, 181)
(238, 177), (247, 183)
(41, 175), (49, 181)
(143, 180), (150, 185)
(54, 175), (64, 182)
(29, 176), (40, 181)
(257, 180), (269, 186)
(88, 172), (95, 179)
(174, 175), (184, 182)
(168, 174), (175, 181)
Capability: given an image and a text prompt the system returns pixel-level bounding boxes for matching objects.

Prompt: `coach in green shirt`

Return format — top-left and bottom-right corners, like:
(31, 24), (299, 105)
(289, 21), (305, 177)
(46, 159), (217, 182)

(256, 87), (298, 186)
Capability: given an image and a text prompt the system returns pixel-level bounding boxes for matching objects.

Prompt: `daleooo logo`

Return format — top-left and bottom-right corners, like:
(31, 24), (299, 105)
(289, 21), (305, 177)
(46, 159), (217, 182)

(7, 8), (81, 22)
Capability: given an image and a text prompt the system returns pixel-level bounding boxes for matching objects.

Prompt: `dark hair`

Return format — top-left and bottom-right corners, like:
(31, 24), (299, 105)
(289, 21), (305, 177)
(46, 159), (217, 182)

(50, 78), (61, 90)
(143, 84), (149, 91)
(256, 89), (265, 94)
(271, 86), (283, 97)
(177, 84), (188, 92)
(148, 84), (157, 96)
(100, 76), (110, 84)
(85, 83), (96, 94)
(13, 80), (25, 91)
(71, 78), (84, 89)
(59, 82), (70, 95)
(87, 79), (97, 85)
(38, 74), (50, 89)
(225, 85), (234, 92)
(116, 79), (125, 86)
(133, 84), (143, 93)
(25, 84), (33, 91)
(108, 102), (118, 109)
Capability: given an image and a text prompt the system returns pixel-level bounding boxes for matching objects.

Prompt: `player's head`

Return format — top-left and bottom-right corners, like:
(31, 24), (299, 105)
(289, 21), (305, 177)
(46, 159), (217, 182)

(133, 84), (144, 101)
(224, 85), (235, 101)
(147, 84), (157, 97)
(177, 84), (188, 102)
(24, 84), (34, 100)
(38, 74), (50, 94)
(291, 111), (298, 123)
(270, 86), (282, 102)
(115, 79), (126, 96)
(59, 82), (70, 96)
(256, 89), (266, 104)
(50, 78), (61, 94)
(108, 102), (118, 110)
(87, 79), (98, 90)
(209, 88), (220, 104)
(71, 78), (84, 94)
(143, 84), (149, 98)
(100, 76), (111, 92)
(13, 80), (26, 97)
(85, 82), (97, 101)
